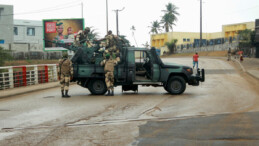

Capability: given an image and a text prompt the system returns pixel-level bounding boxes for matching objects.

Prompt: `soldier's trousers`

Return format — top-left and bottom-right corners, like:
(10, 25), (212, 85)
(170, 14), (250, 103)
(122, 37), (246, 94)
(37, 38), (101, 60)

(105, 72), (114, 90)
(60, 74), (70, 91)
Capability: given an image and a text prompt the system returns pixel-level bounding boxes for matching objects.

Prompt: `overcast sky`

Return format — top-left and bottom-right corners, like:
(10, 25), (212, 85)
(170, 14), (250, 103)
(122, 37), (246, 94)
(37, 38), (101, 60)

(1, 0), (259, 46)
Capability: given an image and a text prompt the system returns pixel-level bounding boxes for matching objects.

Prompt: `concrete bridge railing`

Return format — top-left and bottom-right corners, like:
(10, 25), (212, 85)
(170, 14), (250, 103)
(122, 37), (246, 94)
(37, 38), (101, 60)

(0, 64), (58, 90)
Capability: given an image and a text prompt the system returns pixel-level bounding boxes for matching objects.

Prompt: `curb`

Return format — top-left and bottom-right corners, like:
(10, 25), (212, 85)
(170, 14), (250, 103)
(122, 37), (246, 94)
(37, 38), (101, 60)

(0, 82), (60, 99)
(232, 58), (259, 80)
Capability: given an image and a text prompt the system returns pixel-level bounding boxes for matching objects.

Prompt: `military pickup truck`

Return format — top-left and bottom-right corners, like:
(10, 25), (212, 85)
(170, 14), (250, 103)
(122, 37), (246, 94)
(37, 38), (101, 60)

(71, 44), (205, 95)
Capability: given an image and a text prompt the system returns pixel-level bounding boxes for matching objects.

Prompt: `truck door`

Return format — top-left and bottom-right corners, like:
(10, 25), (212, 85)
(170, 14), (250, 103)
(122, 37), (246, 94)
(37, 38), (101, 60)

(147, 51), (160, 81)
(134, 50), (160, 82)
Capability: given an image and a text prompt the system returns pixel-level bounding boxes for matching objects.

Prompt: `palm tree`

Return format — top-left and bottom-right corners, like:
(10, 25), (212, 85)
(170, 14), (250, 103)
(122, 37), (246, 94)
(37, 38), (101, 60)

(87, 27), (99, 40)
(130, 25), (138, 47)
(142, 41), (150, 48)
(149, 20), (162, 34)
(161, 3), (179, 32)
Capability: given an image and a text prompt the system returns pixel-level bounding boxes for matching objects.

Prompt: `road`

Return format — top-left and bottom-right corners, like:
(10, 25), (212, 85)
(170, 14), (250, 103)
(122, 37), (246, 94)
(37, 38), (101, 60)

(0, 57), (259, 145)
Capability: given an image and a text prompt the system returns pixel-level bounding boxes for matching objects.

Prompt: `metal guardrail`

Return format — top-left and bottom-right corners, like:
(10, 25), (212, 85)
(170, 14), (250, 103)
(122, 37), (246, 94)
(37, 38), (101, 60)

(0, 64), (58, 90)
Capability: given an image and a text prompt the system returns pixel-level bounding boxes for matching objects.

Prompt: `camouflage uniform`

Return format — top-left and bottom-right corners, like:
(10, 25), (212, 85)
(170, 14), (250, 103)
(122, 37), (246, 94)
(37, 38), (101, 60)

(58, 53), (73, 98)
(74, 27), (92, 47)
(100, 54), (117, 96)
(102, 32), (121, 63)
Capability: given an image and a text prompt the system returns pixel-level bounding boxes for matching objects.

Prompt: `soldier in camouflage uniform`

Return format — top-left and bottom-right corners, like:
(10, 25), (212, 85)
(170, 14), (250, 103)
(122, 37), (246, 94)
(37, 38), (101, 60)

(98, 30), (120, 62)
(58, 52), (73, 98)
(100, 53), (117, 96)
(74, 27), (91, 47)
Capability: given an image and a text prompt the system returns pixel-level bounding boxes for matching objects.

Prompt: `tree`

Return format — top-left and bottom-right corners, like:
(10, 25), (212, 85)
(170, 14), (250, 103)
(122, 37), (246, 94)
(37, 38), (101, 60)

(165, 39), (178, 54)
(0, 46), (12, 66)
(142, 41), (150, 48)
(87, 27), (100, 40)
(149, 20), (162, 34)
(238, 29), (255, 48)
(130, 25), (138, 47)
(118, 35), (131, 47)
(161, 3), (179, 32)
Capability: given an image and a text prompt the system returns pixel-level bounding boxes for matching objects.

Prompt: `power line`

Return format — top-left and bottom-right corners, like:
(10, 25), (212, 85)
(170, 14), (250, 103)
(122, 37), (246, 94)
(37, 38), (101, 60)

(0, 1), (81, 16)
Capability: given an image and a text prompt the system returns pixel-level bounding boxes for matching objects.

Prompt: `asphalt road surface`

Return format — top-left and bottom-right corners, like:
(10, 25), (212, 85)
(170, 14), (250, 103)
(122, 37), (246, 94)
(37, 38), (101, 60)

(0, 57), (259, 146)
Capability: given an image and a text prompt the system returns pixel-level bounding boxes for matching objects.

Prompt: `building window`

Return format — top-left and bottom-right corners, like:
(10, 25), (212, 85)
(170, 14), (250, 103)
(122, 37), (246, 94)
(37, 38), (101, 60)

(183, 38), (186, 42)
(14, 27), (18, 35)
(187, 38), (190, 42)
(27, 27), (35, 36)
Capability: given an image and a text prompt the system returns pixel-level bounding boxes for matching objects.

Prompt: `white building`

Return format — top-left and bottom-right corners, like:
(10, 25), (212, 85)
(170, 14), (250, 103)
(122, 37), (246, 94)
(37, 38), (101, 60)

(0, 4), (13, 44)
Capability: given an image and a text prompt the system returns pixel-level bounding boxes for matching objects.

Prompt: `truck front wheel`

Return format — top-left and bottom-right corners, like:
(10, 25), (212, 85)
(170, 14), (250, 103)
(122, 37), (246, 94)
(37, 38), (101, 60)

(166, 76), (186, 95)
(88, 79), (107, 95)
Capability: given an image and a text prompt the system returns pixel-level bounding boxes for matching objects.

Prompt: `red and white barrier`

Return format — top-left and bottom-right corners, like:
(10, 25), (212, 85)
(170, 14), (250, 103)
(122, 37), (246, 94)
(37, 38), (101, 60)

(0, 64), (58, 90)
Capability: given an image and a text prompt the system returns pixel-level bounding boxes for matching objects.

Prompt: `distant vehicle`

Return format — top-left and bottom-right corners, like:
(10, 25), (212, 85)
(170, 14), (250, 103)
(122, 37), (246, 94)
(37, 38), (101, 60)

(56, 39), (205, 95)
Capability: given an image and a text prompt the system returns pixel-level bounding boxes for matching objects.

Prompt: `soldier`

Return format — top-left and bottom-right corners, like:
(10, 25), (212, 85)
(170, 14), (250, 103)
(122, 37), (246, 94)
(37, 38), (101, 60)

(97, 30), (120, 58)
(100, 53), (117, 96)
(74, 27), (91, 47)
(227, 48), (231, 61)
(58, 52), (73, 98)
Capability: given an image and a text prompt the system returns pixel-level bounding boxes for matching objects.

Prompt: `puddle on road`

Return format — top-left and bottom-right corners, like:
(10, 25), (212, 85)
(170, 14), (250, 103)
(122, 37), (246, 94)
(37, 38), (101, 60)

(43, 96), (55, 98)
(0, 132), (17, 141)
(0, 109), (10, 111)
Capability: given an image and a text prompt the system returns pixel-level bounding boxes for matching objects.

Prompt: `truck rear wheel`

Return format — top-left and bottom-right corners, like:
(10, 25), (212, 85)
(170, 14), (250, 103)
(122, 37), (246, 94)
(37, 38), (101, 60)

(88, 79), (107, 95)
(166, 76), (186, 95)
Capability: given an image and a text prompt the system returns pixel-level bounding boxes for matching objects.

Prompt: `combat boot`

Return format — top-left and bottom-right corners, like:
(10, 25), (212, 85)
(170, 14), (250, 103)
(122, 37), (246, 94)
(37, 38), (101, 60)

(106, 90), (110, 96)
(61, 90), (65, 97)
(64, 90), (71, 98)
(110, 90), (114, 96)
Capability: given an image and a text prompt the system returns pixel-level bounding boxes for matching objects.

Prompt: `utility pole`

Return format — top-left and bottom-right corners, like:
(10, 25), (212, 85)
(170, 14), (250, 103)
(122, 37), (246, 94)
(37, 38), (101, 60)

(113, 7), (125, 36)
(200, 0), (202, 47)
(106, 0), (108, 33)
(81, 2), (83, 18)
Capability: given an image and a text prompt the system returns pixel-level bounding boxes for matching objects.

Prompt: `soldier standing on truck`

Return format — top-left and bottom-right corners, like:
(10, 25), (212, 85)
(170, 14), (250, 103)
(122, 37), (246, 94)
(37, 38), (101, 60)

(58, 52), (73, 98)
(74, 27), (91, 47)
(100, 53), (117, 96)
(97, 30), (120, 61)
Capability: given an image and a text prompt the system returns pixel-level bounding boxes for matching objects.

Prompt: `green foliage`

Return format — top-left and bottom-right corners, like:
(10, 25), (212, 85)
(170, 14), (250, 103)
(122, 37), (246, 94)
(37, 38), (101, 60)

(0, 46), (13, 66)
(238, 29), (255, 48)
(142, 41), (150, 48)
(149, 20), (162, 34)
(87, 27), (100, 40)
(165, 39), (178, 54)
(118, 35), (131, 47)
(161, 3), (179, 32)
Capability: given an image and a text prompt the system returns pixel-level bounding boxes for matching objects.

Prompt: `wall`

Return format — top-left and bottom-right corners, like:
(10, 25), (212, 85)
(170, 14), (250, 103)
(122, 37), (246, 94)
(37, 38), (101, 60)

(0, 5), (13, 44)
(176, 42), (239, 54)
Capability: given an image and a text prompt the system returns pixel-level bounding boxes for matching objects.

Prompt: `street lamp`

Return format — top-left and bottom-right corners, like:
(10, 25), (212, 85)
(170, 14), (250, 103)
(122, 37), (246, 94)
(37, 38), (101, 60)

(106, 0), (108, 34)
(200, 0), (202, 47)
(113, 7), (125, 36)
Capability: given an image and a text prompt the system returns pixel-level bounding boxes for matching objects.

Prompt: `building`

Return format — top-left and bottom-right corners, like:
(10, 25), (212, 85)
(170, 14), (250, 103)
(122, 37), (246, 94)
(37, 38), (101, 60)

(13, 19), (43, 52)
(14, 19), (43, 45)
(0, 4), (13, 44)
(0, 4), (43, 52)
(151, 21), (255, 55)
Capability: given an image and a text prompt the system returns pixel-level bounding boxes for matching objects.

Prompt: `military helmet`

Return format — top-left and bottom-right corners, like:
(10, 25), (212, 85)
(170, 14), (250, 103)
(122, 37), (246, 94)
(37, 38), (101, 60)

(62, 52), (68, 58)
(85, 27), (90, 31)
(105, 53), (110, 59)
